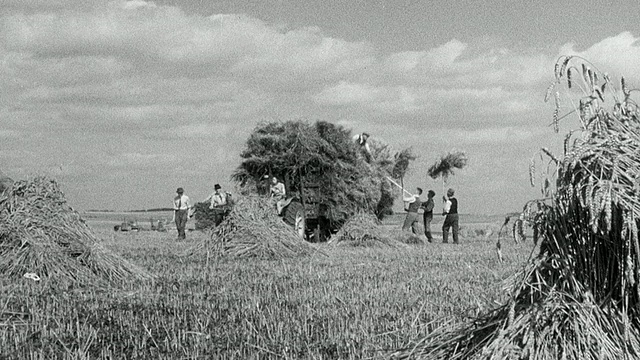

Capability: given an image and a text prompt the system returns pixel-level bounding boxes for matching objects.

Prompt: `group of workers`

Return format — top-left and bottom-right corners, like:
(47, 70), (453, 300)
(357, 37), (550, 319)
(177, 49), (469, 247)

(172, 177), (289, 240)
(171, 132), (459, 242)
(172, 184), (229, 240)
(402, 187), (459, 244)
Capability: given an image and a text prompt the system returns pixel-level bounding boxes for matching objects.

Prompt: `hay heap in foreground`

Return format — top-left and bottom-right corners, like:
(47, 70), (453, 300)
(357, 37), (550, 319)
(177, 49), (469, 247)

(194, 196), (320, 259)
(391, 58), (640, 359)
(330, 212), (408, 248)
(0, 176), (153, 286)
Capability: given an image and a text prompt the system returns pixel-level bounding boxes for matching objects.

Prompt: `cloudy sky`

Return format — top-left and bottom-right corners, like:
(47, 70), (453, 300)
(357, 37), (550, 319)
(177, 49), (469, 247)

(2, 0), (640, 214)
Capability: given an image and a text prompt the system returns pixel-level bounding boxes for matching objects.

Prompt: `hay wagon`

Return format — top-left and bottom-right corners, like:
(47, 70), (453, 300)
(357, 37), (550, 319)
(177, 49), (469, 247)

(280, 181), (335, 243)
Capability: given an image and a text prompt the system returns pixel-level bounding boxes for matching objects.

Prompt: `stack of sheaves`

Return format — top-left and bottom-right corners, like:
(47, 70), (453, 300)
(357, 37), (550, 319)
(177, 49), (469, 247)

(196, 195), (321, 259)
(330, 212), (407, 248)
(0, 176), (153, 286)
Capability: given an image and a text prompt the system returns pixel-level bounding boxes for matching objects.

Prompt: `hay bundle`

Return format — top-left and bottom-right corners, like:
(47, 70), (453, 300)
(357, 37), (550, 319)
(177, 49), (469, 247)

(193, 195), (320, 259)
(330, 212), (406, 248)
(427, 151), (468, 180)
(390, 58), (640, 359)
(0, 176), (153, 286)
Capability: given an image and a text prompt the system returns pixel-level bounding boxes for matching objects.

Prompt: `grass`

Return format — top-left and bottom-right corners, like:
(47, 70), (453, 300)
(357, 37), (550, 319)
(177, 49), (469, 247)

(0, 216), (531, 359)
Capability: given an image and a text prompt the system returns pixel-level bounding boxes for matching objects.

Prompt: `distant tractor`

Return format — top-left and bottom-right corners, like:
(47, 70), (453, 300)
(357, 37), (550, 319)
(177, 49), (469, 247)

(113, 219), (140, 232)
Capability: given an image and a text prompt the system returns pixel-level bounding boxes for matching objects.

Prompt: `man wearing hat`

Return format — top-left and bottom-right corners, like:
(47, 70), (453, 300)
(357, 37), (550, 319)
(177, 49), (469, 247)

(173, 187), (192, 240)
(442, 188), (459, 244)
(204, 184), (228, 226)
(205, 184), (227, 208)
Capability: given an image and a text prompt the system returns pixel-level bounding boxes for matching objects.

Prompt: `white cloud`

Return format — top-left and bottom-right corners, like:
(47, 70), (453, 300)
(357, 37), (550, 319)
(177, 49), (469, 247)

(120, 0), (156, 10)
(314, 82), (536, 116)
(559, 31), (640, 82)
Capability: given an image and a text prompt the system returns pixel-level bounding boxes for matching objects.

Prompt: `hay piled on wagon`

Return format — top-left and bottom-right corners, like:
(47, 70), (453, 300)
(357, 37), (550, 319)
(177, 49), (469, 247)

(391, 58), (640, 359)
(232, 120), (416, 230)
(190, 195), (321, 259)
(0, 176), (153, 286)
(329, 212), (407, 248)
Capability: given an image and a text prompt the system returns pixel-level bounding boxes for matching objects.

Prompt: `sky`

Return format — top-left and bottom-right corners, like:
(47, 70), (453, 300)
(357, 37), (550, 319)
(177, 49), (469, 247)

(2, 0), (640, 214)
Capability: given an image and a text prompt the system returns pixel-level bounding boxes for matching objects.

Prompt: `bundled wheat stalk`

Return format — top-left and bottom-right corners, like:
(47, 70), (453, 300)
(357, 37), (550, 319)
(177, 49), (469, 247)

(189, 195), (321, 259)
(427, 151), (468, 180)
(330, 212), (408, 248)
(428, 151), (468, 196)
(0, 176), (154, 286)
(391, 58), (640, 359)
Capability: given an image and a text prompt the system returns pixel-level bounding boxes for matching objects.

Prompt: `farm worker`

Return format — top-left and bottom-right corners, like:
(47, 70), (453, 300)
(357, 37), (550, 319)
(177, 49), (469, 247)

(270, 177), (287, 215)
(352, 132), (372, 162)
(402, 187), (423, 234)
(173, 187), (192, 240)
(442, 188), (459, 244)
(204, 184), (228, 226)
(420, 190), (436, 243)
(205, 184), (227, 208)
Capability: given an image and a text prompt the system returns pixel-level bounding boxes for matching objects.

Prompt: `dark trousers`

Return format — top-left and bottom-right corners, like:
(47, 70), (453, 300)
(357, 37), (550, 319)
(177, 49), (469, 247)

(442, 213), (459, 244)
(175, 209), (188, 239)
(423, 213), (433, 242)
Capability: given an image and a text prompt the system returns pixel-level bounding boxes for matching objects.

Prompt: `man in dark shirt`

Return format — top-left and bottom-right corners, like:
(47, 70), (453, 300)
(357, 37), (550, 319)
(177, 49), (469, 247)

(442, 188), (459, 244)
(402, 187), (423, 235)
(421, 190), (435, 242)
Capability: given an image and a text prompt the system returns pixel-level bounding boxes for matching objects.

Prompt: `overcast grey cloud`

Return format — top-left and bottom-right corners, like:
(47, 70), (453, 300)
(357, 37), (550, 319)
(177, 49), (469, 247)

(2, 0), (640, 213)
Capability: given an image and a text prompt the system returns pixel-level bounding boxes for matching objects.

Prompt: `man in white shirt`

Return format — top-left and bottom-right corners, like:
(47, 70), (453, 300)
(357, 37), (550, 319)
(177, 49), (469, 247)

(352, 132), (372, 162)
(204, 184), (228, 226)
(173, 187), (192, 240)
(205, 184), (227, 209)
(442, 188), (459, 244)
(402, 187), (423, 234)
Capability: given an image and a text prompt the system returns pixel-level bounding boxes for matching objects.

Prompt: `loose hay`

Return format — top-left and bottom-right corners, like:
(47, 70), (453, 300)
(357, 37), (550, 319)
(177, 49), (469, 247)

(396, 232), (424, 245)
(189, 195), (322, 259)
(329, 212), (408, 248)
(0, 176), (153, 286)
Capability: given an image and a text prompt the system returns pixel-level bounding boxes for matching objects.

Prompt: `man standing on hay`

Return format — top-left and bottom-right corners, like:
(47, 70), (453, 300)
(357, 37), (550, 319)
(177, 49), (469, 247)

(442, 188), (459, 244)
(173, 187), (192, 240)
(421, 190), (435, 242)
(402, 187), (423, 234)
(352, 132), (372, 162)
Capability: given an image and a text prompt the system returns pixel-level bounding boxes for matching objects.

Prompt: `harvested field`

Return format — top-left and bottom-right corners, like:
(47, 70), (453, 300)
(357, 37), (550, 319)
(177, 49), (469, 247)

(0, 215), (530, 359)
